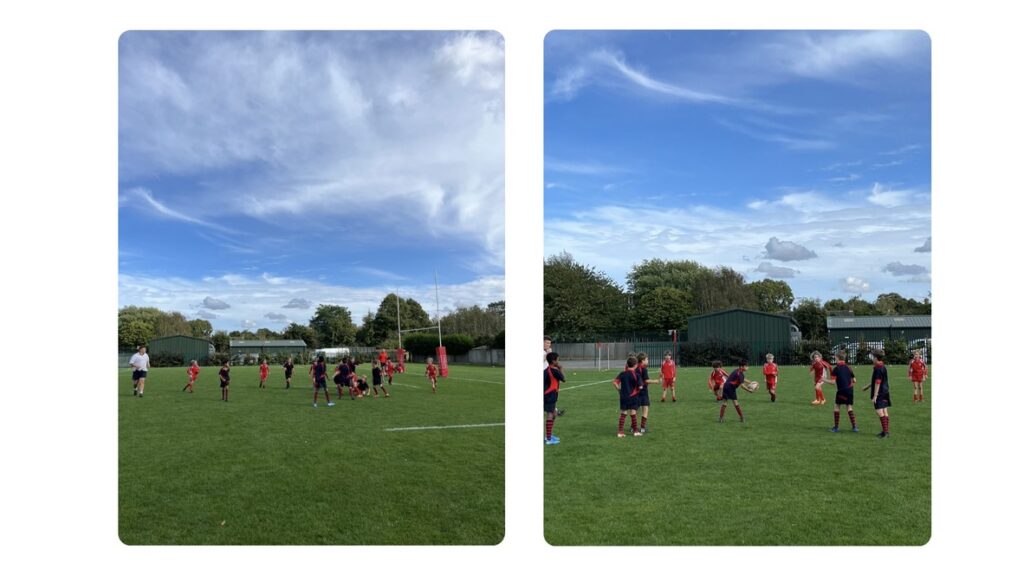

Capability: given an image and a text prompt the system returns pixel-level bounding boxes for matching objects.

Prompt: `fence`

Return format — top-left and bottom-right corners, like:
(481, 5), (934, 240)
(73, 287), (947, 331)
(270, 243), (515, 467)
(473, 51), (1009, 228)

(468, 348), (505, 366)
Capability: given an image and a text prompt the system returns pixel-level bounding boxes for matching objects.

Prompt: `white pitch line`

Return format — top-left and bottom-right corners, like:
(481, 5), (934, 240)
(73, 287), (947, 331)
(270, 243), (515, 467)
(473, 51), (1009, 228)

(384, 422), (505, 432)
(444, 377), (505, 385)
(559, 379), (613, 391)
(389, 383), (420, 389)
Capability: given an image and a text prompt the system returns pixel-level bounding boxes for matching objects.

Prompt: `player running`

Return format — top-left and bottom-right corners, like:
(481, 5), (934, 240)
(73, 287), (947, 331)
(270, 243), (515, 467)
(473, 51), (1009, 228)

(809, 351), (831, 405)
(763, 353), (779, 403)
(719, 361), (755, 423)
(426, 357), (439, 394)
(183, 360), (199, 393)
(258, 359), (269, 389)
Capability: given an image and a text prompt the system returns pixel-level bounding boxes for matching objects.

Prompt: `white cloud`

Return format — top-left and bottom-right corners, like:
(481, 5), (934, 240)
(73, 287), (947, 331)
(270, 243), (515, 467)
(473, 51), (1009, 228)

(765, 237), (817, 261)
(841, 277), (870, 293)
(754, 262), (798, 278)
(764, 31), (929, 82)
(867, 183), (914, 208)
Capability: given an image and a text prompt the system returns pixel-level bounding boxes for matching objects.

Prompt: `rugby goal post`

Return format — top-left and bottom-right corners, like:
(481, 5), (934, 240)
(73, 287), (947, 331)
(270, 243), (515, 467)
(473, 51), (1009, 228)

(595, 342), (611, 371)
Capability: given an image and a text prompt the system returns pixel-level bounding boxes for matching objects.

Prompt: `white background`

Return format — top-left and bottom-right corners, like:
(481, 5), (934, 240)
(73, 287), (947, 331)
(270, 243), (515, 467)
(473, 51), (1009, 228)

(1, 1), (1020, 574)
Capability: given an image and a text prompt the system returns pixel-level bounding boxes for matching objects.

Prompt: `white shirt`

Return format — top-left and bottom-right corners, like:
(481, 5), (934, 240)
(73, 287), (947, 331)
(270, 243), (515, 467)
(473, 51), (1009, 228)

(129, 353), (150, 371)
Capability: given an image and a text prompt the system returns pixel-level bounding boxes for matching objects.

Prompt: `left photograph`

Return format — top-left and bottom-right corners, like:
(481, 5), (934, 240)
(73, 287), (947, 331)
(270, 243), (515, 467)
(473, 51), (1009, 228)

(118, 31), (505, 545)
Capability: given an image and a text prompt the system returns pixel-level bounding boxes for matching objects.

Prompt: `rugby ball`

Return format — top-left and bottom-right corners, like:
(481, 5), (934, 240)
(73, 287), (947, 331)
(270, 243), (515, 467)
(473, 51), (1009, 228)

(745, 381), (760, 392)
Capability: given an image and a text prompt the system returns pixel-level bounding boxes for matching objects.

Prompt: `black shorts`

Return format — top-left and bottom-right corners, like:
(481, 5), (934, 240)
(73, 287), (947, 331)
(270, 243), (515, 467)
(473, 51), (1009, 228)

(835, 389), (854, 405)
(619, 395), (639, 411)
(873, 394), (891, 410)
(721, 384), (739, 401)
(132, 370), (147, 381)
(544, 391), (558, 413)
(285, 370), (293, 378)
(220, 380), (229, 388)
(334, 374), (344, 385)
(638, 389), (651, 407)
(315, 377), (327, 389)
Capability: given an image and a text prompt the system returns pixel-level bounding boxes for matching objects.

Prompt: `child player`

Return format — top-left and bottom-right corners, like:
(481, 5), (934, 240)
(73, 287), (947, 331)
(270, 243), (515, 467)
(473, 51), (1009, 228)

(426, 357), (439, 394)
(258, 359), (269, 389)
(613, 356), (642, 437)
(218, 360), (231, 402)
(762, 353), (779, 402)
(719, 361), (755, 423)
(635, 352), (653, 433)
(809, 351), (831, 405)
(660, 350), (677, 403)
(909, 350), (928, 403)
(334, 357), (353, 399)
(385, 358), (395, 387)
(829, 351), (859, 433)
(371, 360), (390, 398)
(283, 355), (295, 389)
(378, 348), (389, 369)
(183, 359), (199, 393)
(862, 349), (891, 438)
(544, 352), (564, 445)
(708, 360), (727, 401)
(313, 356), (333, 407)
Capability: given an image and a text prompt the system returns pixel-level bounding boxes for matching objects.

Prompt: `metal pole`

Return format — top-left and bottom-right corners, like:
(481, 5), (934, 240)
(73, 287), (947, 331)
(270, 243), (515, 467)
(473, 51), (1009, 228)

(435, 270), (443, 347)
(396, 294), (402, 349)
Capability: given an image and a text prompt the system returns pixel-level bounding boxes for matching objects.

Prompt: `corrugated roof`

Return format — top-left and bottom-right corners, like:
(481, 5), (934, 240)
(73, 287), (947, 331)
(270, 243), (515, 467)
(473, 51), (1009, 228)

(149, 335), (213, 344)
(229, 339), (308, 347)
(689, 308), (797, 323)
(827, 316), (931, 329)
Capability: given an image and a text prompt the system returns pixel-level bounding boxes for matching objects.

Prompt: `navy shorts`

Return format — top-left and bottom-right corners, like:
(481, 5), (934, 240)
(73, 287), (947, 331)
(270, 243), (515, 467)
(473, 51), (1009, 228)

(544, 391), (558, 413)
(285, 370), (293, 378)
(873, 394), (891, 410)
(315, 377), (327, 389)
(638, 389), (651, 407)
(333, 374), (344, 385)
(620, 395), (639, 411)
(721, 384), (739, 401)
(835, 389), (854, 405)
(220, 380), (229, 388)
(132, 370), (147, 381)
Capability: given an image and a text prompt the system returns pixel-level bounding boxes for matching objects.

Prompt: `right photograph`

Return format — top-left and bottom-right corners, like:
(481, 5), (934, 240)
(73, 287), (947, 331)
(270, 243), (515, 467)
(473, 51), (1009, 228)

(544, 30), (931, 545)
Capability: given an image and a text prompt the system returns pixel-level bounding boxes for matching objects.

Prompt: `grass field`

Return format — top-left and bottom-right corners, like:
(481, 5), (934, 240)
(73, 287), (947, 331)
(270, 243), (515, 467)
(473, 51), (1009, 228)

(544, 365), (930, 545)
(119, 362), (504, 545)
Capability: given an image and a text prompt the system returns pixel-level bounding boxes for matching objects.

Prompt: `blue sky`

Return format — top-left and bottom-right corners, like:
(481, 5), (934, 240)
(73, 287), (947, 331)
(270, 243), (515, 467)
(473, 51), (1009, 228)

(545, 31), (931, 302)
(119, 31), (504, 330)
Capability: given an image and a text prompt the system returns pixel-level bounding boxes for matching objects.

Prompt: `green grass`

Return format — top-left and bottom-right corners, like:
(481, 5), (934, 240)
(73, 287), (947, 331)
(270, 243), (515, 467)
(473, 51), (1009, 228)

(119, 362), (504, 545)
(544, 365), (930, 545)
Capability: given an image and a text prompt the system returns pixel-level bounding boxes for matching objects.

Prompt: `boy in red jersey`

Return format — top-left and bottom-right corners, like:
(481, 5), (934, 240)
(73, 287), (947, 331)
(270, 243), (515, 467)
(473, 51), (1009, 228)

(809, 351), (831, 405)
(719, 361), (755, 423)
(426, 357), (438, 393)
(378, 348), (389, 368)
(544, 352), (564, 445)
(258, 359), (269, 389)
(183, 360), (199, 393)
(218, 360), (231, 402)
(385, 358), (396, 385)
(829, 351), (859, 433)
(613, 356), (642, 437)
(908, 350), (928, 402)
(708, 360), (727, 401)
(660, 351), (677, 403)
(762, 353), (779, 402)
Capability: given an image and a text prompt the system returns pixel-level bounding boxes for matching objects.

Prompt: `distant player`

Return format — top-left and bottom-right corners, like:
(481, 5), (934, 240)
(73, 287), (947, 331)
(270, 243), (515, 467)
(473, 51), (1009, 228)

(355, 375), (370, 398)
(635, 352), (653, 433)
(613, 356), (642, 437)
(862, 349), (891, 438)
(312, 356), (333, 407)
(219, 360), (231, 402)
(258, 359), (269, 389)
(283, 356), (295, 389)
(378, 348), (389, 368)
(544, 352), (564, 445)
(809, 351), (831, 405)
(719, 361), (755, 423)
(708, 360), (728, 401)
(762, 353), (779, 402)
(544, 335), (553, 367)
(660, 351), (677, 403)
(334, 357), (353, 399)
(128, 345), (150, 397)
(385, 359), (395, 386)
(909, 350), (928, 403)
(371, 360), (390, 398)
(829, 351), (859, 433)
(183, 360), (199, 393)
(426, 357), (438, 394)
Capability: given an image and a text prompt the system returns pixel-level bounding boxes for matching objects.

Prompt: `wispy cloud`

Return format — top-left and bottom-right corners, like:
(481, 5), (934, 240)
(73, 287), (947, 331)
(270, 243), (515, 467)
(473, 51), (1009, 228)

(883, 262), (928, 276)
(867, 182), (914, 208)
(717, 118), (834, 151)
(881, 144), (923, 156)
(754, 262), (799, 278)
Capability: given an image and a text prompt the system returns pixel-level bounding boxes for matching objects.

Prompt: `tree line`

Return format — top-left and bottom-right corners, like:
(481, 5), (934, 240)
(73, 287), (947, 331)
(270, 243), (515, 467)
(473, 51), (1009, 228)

(118, 295), (505, 352)
(544, 252), (930, 341)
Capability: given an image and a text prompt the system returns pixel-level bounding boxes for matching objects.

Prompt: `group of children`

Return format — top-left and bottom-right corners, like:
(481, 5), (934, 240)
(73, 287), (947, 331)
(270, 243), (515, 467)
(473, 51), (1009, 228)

(544, 347), (928, 443)
(311, 354), (396, 407)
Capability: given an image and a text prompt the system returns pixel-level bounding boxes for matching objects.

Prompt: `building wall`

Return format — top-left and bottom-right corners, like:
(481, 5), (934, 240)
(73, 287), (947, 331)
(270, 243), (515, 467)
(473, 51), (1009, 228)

(148, 336), (214, 361)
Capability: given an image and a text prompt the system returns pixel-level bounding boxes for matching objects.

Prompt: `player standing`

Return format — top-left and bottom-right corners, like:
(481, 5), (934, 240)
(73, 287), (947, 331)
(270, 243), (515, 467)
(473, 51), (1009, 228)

(762, 353), (779, 402)
(719, 361), (755, 423)
(426, 357), (438, 394)
(613, 356), (642, 437)
(283, 356), (294, 389)
(218, 360), (231, 402)
(544, 352), (564, 445)
(635, 353), (653, 433)
(708, 360), (727, 401)
(371, 360), (390, 398)
(183, 360), (199, 393)
(313, 356), (333, 407)
(660, 351), (677, 403)
(128, 345), (150, 397)
(909, 350), (928, 403)
(385, 358), (395, 386)
(258, 359), (269, 389)
(809, 351), (831, 405)
(829, 351), (859, 432)
(862, 350), (891, 438)
(334, 357), (353, 399)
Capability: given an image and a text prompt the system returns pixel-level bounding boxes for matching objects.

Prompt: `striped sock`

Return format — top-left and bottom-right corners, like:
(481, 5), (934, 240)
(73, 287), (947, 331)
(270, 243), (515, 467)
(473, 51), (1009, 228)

(849, 411), (857, 428)
(735, 405), (744, 419)
(618, 414), (626, 434)
(641, 417), (647, 429)
(546, 418), (554, 440)
(719, 404), (727, 420)
(630, 414), (638, 432)
(883, 416), (890, 433)
(879, 415), (885, 432)
(834, 412), (840, 428)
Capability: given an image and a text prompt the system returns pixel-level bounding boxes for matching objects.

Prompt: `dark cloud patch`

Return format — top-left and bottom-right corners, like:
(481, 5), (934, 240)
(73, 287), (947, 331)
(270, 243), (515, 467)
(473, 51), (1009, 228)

(765, 237), (817, 261)
(196, 311), (219, 320)
(754, 262), (798, 278)
(883, 262), (928, 276)
(914, 237), (931, 253)
(265, 312), (288, 321)
(201, 296), (230, 310)
(283, 298), (312, 309)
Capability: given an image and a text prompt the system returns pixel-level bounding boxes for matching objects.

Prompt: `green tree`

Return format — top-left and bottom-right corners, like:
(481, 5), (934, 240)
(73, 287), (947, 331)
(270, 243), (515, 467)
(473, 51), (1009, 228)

(691, 266), (757, 314)
(544, 252), (629, 340)
(309, 305), (357, 347)
(211, 330), (230, 353)
(282, 322), (318, 349)
(792, 298), (828, 341)
(748, 279), (795, 314)
(486, 300), (505, 317)
(118, 318), (153, 349)
(626, 259), (706, 317)
(355, 312), (376, 346)
(188, 319), (213, 338)
(154, 311), (190, 338)
(440, 305), (504, 340)
(255, 327), (281, 340)
(633, 286), (691, 331)
(372, 294), (431, 344)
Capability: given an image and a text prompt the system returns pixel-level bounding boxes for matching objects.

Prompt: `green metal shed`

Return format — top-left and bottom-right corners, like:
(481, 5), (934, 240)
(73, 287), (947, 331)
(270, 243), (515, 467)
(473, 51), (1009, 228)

(230, 339), (308, 356)
(687, 308), (798, 359)
(148, 335), (215, 363)
(826, 315), (931, 346)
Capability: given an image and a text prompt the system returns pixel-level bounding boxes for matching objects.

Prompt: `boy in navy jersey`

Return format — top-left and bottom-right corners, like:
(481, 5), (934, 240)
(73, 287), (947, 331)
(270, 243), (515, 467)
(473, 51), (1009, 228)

(218, 360), (231, 402)
(862, 349), (891, 438)
(313, 356), (334, 407)
(544, 352), (565, 445)
(613, 356), (642, 437)
(283, 356), (294, 389)
(719, 361), (755, 423)
(635, 352), (653, 433)
(334, 358), (352, 399)
(829, 351), (859, 432)
(371, 360), (389, 398)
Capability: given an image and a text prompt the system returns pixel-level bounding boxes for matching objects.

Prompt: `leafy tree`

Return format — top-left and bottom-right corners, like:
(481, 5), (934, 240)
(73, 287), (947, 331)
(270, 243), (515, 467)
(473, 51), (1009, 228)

(792, 298), (828, 341)
(748, 279), (795, 314)
(371, 294), (432, 345)
(309, 304), (356, 347)
(211, 331), (230, 353)
(228, 330), (257, 339)
(486, 300), (505, 317)
(119, 318), (153, 350)
(492, 330), (505, 350)
(282, 322), (318, 349)
(691, 266), (757, 314)
(633, 286), (691, 331)
(355, 312), (375, 346)
(440, 305), (504, 340)
(255, 327), (281, 340)
(544, 252), (629, 340)
(188, 319), (213, 338)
